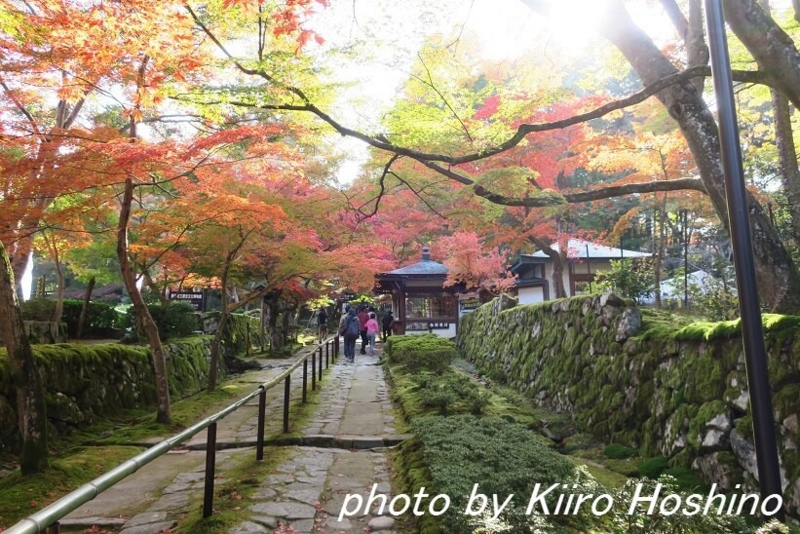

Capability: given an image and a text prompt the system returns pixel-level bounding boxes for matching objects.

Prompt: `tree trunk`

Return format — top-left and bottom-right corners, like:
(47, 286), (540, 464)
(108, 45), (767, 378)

(528, 236), (568, 297)
(51, 251), (65, 326)
(654, 209), (664, 308)
(594, 0), (800, 313)
(76, 276), (96, 340)
(207, 311), (228, 392)
(758, 0), (800, 246)
(268, 300), (281, 352)
(724, 0), (800, 109)
(0, 240), (49, 474)
(117, 178), (171, 424)
(208, 252), (234, 393)
(282, 308), (291, 344)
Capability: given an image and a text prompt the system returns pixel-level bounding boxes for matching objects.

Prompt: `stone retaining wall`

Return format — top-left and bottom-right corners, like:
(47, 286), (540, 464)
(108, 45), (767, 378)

(457, 293), (800, 514)
(0, 337), (220, 454)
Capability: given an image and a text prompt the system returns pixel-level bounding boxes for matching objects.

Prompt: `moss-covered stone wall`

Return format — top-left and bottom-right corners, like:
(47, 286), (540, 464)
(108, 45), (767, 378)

(457, 293), (800, 514)
(0, 336), (220, 454)
(200, 312), (262, 356)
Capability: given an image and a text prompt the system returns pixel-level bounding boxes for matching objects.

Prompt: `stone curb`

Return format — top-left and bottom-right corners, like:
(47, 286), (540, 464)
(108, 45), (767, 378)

(181, 433), (413, 451)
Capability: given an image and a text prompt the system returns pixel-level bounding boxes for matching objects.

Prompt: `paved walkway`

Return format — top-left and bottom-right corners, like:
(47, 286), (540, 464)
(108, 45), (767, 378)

(59, 339), (403, 534)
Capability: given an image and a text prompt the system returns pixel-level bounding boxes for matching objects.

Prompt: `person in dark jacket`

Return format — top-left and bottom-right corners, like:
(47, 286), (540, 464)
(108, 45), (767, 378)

(381, 310), (394, 342)
(357, 305), (369, 354)
(340, 308), (359, 362)
(317, 307), (328, 343)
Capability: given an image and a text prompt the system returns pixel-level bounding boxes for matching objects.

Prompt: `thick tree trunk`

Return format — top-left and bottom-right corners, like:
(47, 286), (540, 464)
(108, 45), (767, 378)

(724, 0), (800, 109)
(758, 0), (800, 245)
(76, 276), (96, 340)
(528, 236), (568, 297)
(117, 179), (171, 424)
(0, 240), (48, 474)
(596, 1), (800, 313)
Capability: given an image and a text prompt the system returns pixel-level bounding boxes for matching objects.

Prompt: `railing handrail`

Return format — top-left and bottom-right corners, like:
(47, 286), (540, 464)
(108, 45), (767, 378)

(4, 338), (334, 534)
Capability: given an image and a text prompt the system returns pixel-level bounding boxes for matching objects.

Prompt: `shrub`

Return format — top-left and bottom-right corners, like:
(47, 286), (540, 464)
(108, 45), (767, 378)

(121, 302), (199, 341)
(603, 443), (639, 459)
(410, 415), (575, 532)
(384, 334), (456, 374)
(20, 298), (120, 339)
(639, 455), (669, 479)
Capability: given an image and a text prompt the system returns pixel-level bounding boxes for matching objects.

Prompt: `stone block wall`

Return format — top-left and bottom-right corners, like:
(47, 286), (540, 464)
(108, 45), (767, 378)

(457, 293), (800, 514)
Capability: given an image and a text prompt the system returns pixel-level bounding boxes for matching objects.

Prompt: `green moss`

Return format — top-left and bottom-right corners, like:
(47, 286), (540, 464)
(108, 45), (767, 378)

(639, 455), (669, 479)
(772, 383), (800, 421)
(570, 458), (629, 489)
(0, 446), (145, 527)
(688, 400), (727, 446)
(604, 443), (639, 459)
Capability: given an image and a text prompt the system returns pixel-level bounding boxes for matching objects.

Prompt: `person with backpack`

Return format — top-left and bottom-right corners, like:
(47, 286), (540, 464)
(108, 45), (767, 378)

(340, 307), (360, 362)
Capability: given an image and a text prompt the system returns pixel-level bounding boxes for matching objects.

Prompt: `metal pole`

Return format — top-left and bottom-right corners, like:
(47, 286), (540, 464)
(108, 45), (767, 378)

(326, 341), (329, 368)
(203, 422), (217, 518)
(311, 352), (316, 391)
(704, 0), (783, 514)
(302, 358), (308, 404)
(256, 388), (266, 461)
(283, 375), (291, 434)
(318, 347), (323, 382)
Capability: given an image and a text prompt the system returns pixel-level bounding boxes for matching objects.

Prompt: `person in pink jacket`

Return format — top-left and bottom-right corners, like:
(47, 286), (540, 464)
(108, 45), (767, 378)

(365, 312), (380, 356)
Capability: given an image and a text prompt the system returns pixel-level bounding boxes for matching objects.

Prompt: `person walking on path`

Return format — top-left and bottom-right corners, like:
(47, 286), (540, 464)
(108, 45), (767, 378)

(357, 305), (369, 355)
(340, 308), (360, 362)
(316, 307), (328, 343)
(337, 304), (350, 335)
(381, 310), (394, 342)
(365, 312), (379, 356)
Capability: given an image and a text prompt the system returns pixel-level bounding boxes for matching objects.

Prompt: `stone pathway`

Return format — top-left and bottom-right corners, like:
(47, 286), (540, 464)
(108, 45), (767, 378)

(229, 346), (402, 534)
(59, 339), (406, 534)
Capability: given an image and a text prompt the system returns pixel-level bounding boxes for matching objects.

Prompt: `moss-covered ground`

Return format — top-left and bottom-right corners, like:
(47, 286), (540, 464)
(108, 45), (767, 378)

(0, 345), (323, 530)
(0, 445), (144, 529)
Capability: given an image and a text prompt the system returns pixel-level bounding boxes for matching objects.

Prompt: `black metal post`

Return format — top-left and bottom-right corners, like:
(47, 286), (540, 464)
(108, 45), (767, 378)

(45, 523), (60, 534)
(704, 0), (783, 514)
(256, 387), (266, 461)
(586, 244), (592, 292)
(318, 346), (323, 382)
(203, 422), (217, 518)
(335, 336), (339, 357)
(283, 375), (291, 434)
(311, 352), (316, 391)
(325, 341), (329, 368)
(302, 357), (308, 404)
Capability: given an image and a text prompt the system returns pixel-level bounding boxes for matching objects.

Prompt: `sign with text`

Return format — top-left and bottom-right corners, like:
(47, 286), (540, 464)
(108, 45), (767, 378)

(458, 294), (482, 316)
(171, 291), (204, 311)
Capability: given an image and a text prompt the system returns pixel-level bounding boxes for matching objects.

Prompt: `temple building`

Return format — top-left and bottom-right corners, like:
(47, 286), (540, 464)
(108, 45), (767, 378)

(374, 247), (459, 337)
(510, 238), (652, 304)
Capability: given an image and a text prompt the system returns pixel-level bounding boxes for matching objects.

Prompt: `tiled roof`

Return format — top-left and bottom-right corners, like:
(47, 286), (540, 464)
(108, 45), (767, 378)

(526, 238), (651, 259)
(386, 260), (449, 276)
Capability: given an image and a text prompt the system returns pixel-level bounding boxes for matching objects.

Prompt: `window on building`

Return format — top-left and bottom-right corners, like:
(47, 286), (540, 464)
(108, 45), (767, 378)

(405, 293), (455, 318)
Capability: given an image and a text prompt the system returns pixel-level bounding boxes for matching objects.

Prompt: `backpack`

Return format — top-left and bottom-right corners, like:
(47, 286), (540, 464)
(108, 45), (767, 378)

(344, 315), (360, 337)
